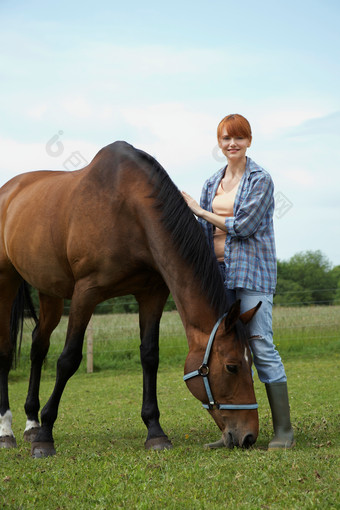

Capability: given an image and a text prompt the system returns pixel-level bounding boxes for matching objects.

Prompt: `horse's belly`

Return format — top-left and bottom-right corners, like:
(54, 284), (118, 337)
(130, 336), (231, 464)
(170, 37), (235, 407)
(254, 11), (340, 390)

(19, 264), (74, 299)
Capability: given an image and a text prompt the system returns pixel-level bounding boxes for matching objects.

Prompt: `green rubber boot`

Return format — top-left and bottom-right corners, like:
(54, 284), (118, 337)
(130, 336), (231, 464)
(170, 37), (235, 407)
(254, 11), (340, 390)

(265, 382), (295, 450)
(204, 437), (225, 449)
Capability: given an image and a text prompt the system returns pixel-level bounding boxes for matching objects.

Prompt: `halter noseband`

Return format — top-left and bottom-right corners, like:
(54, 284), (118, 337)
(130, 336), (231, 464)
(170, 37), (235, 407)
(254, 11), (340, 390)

(183, 313), (259, 411)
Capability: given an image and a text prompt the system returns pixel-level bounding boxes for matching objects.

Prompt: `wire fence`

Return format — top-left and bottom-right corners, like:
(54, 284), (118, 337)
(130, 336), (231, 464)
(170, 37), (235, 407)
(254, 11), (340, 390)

(273, 288), (340, 307)
(59, 288), (340, 314)
(17, 292), (340, 372)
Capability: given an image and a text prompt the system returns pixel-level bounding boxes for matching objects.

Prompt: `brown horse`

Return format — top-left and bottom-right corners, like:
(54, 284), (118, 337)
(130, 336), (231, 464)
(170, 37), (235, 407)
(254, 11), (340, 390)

(0, 141), (260, 457)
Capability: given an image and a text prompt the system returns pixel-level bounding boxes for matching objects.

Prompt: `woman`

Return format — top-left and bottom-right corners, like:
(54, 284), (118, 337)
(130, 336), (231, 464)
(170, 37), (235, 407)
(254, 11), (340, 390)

(182, 114), (294, 450)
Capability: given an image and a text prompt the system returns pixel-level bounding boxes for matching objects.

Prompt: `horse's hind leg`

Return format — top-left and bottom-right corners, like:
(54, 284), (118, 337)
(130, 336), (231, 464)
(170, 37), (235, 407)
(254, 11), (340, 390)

(136, 284), (173, 450)
(23, 294), (63, 443)
(0, 276), (21, 449)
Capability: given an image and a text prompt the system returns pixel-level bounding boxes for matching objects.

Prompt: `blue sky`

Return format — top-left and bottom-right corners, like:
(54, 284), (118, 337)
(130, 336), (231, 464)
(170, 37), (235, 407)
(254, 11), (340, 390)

(1, 0), (340, 265)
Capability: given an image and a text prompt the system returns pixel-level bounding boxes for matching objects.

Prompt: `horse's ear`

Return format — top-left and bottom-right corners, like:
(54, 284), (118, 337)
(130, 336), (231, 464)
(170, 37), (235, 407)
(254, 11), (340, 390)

(224, 299), (241, 333)
(239, 302), (262, 325)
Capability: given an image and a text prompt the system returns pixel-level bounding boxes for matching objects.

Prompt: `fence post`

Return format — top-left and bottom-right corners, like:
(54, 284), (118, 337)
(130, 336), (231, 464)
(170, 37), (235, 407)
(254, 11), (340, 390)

(87, 317), (93, 374)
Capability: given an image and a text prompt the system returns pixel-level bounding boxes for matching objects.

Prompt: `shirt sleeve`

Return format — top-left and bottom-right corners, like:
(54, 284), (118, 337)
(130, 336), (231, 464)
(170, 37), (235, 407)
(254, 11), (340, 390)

(199, 179), (209, 210)
(224, 172), (274, 238)
(198, 180), (210, 233)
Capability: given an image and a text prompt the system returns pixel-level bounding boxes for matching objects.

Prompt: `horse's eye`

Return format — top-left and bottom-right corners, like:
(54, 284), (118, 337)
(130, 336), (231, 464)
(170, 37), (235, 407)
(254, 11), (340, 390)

(226, 365), (238, 374)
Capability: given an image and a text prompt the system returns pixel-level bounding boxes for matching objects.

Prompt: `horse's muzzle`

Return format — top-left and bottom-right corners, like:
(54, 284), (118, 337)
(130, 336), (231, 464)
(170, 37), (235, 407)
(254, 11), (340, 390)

(223, 430), (256, 449)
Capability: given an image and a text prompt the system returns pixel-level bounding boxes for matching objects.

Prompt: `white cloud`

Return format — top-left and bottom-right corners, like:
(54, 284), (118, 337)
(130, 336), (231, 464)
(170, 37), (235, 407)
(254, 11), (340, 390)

(61, 97), (94, 119)
(121, 102), (218, 172)
(282, 166), (317, 188)
(26, 103), (48, 120)
(256, 109), (323, 137)
(287, 111), (340, 137)
(0, 137), (100, 185)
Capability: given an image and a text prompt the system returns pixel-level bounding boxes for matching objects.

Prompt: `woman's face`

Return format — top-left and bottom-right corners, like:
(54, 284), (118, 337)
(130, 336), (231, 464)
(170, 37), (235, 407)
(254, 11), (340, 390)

(218, 126), (251, 161)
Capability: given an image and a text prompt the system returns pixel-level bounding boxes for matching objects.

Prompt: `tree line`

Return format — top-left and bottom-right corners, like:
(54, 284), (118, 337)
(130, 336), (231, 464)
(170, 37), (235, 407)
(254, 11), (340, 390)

(28, 250), (340, 313)
(275, 250), (340, 306)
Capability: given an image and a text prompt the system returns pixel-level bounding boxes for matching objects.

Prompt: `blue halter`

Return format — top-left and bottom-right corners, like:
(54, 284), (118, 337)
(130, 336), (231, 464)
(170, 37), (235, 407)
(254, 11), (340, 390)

(183, 313), (259, 411)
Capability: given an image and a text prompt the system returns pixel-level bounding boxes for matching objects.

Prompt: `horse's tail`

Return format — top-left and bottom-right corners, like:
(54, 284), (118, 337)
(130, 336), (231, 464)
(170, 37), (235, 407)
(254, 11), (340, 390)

(10, 281), (39, 366)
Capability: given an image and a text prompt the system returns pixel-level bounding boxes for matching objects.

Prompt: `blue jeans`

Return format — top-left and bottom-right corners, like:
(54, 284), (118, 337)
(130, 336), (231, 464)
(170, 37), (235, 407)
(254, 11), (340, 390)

(225, 287), (287, 384)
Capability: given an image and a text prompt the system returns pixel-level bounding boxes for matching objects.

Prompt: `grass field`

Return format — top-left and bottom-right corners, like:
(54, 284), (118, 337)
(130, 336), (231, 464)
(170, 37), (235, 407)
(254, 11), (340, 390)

(1, 307), (339, 509)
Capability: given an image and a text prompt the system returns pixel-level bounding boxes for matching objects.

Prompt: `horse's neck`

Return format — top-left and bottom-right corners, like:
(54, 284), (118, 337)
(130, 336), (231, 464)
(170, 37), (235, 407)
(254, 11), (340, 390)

(155, 251), (218, 344)
(138, 197), (220, 343)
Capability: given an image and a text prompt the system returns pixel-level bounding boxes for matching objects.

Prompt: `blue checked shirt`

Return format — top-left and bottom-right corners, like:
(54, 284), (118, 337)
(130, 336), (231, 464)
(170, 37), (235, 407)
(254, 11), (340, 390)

(198, 157), (277, 293)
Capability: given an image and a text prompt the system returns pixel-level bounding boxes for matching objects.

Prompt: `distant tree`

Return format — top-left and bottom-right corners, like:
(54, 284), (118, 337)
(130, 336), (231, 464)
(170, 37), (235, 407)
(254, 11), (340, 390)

(110, 296), (139, 314)
(27, 291), (175, 315)
(331, 266), (340, 305)
(274, 278), (313, 306)
(275, 250), (336, 305)
(329, 265), (340, 287)
(334, 281), (340, 305)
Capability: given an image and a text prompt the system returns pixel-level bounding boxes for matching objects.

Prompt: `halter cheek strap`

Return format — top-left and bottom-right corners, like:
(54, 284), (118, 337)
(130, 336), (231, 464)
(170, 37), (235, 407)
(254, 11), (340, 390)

(183, 313), (259, 411)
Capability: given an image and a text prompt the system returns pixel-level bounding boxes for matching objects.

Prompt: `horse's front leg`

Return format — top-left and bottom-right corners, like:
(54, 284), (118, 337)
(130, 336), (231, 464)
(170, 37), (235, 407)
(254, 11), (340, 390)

(24, 295), (63, 443)
(137, 286), (173, 450)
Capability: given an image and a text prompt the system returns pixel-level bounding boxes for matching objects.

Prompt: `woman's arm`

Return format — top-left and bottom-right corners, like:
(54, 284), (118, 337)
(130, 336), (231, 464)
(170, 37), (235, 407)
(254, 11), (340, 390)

(224, 172), (273, 238)
(181, 191), (228, 232)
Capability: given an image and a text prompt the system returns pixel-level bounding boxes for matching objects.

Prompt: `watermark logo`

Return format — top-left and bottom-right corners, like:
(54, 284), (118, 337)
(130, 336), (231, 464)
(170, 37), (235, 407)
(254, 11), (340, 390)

(274, 191), (293, 219)
(211, 144), (225, 163)
(46, 130), (64, 157)
(63, 151), (88, 170)
(45, 131), (88, 170)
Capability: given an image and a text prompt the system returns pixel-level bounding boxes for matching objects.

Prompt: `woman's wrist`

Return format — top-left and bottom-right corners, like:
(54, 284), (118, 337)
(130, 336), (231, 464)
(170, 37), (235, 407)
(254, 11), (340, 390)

(200, 209), (209, 220)
(201, 210), (228, 232)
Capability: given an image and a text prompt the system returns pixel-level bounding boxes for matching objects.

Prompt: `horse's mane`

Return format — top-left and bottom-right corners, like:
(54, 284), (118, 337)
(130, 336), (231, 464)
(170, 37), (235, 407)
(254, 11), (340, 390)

(132, 145), (229, 317)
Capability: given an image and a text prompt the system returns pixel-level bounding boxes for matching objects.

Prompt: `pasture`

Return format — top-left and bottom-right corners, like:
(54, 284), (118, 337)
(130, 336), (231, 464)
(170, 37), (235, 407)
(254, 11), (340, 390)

(1, 306), (339, 509)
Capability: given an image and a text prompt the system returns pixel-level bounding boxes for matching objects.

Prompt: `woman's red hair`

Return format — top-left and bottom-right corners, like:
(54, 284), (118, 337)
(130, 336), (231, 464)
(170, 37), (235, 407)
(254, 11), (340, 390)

(217, 114), (252, 141)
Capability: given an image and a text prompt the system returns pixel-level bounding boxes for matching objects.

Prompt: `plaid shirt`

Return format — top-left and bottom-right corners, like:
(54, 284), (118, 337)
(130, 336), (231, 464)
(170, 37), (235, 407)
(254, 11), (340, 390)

(198, 157), (277, 293)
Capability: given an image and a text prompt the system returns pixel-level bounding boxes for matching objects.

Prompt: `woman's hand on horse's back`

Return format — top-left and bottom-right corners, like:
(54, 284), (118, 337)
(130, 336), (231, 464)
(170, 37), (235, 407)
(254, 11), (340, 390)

(181, 191), (204, 217)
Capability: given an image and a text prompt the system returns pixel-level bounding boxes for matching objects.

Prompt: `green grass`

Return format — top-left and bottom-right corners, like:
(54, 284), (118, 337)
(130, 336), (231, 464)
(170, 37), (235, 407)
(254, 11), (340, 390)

(1, 307), (340, 509)
(1, 361), (339, 509)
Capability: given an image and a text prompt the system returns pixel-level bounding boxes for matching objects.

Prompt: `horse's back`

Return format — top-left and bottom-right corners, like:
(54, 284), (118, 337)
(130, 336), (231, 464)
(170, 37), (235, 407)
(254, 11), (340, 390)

(0, 142), (162, 298)
(0, 142), (130, 240)
(0, 140), (148, 215)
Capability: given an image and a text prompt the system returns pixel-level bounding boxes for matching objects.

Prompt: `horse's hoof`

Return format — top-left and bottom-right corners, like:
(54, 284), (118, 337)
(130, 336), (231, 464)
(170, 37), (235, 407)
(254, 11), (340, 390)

(24, 427), (40, 443)
(0, 435), (17, 449)
(31, 441), (56, 458)
(204, 438), (226, 449)
(145, 436), (173, 450)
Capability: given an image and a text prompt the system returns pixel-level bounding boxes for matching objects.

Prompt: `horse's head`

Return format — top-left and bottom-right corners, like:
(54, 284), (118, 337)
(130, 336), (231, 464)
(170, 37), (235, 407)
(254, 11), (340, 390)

(184, 300), (261, 448)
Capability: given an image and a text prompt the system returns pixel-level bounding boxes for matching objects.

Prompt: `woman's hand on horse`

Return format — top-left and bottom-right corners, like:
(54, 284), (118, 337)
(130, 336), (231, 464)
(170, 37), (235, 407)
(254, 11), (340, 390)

(181, 192), (204, 217)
